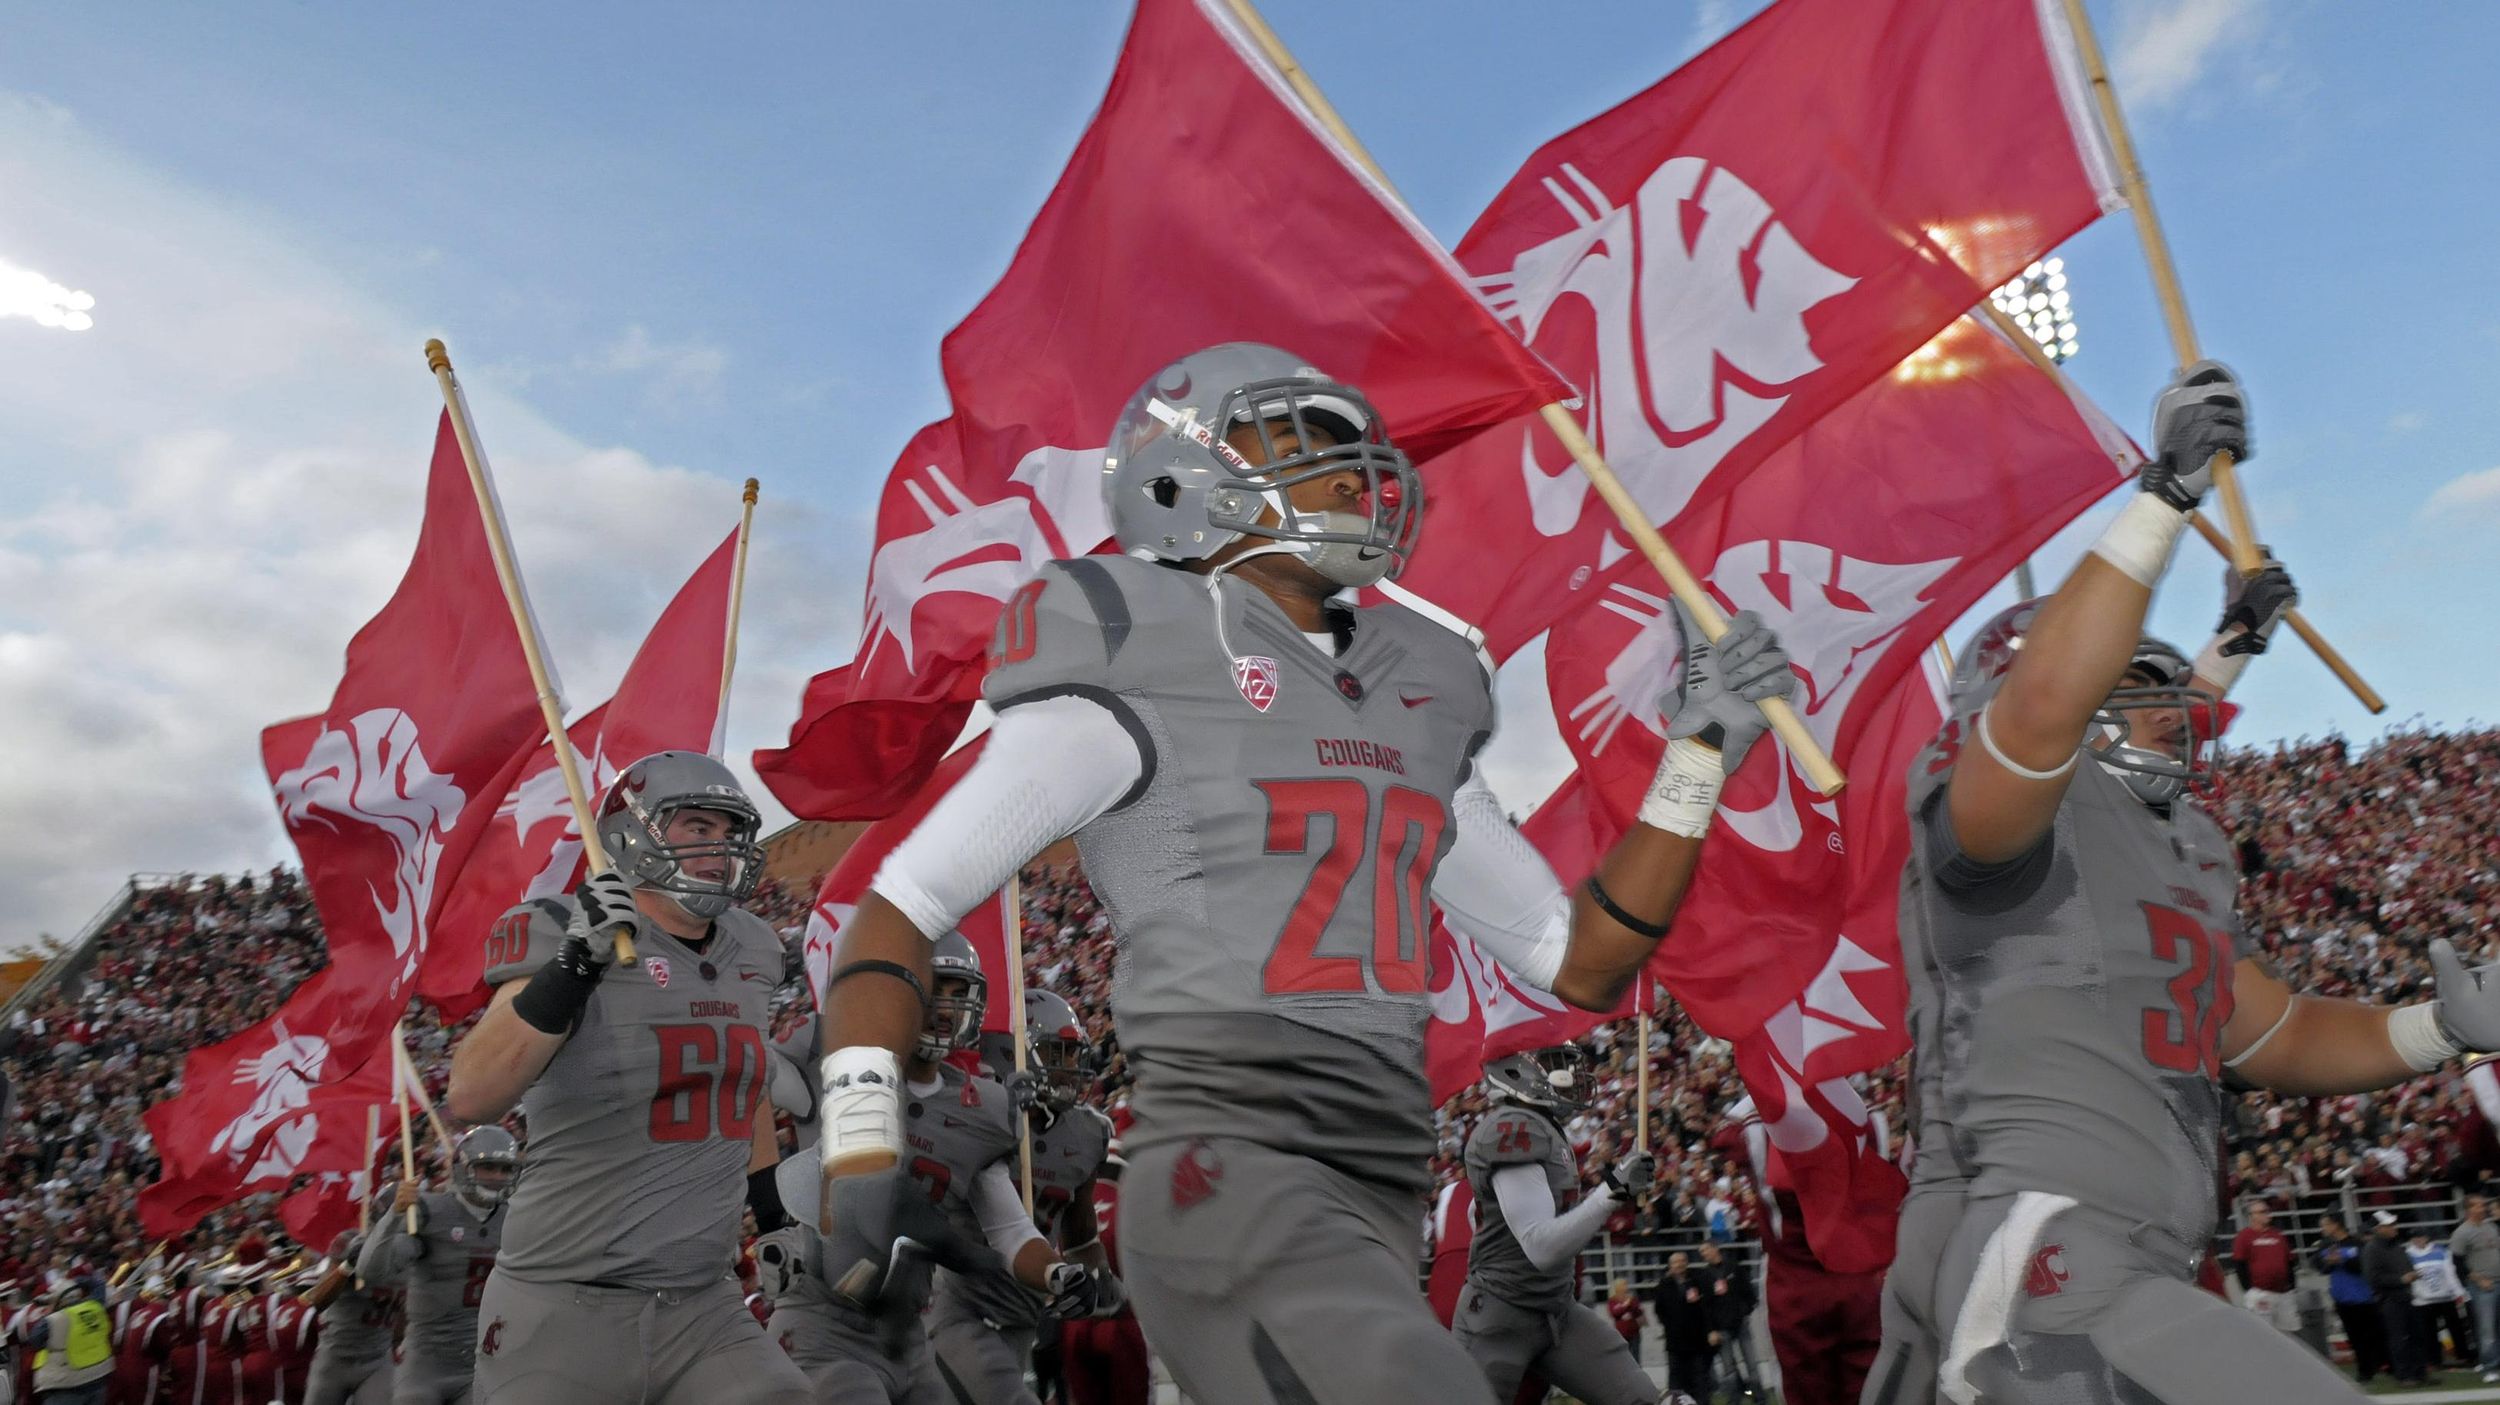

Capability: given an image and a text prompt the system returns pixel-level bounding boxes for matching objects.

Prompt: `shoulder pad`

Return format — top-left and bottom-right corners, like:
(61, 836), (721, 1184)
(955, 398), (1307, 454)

(483, 899), (572, 988)
(715, 908), (786, 976)
(959, 1074), (1022, 1142)
(983, 558), (1159, 708)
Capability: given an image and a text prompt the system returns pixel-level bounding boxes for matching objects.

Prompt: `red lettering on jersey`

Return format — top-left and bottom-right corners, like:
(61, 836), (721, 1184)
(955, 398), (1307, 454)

(2139, 903), (2235, 1077)
(485, 910), (531, 972)
(1494, 1121), (1535, 1156)
(687, 1000), (739, 1018)
(993, 579), (1047, 668)
(1926, 716), (1966, 777)
(1311, 738), (1406, 776)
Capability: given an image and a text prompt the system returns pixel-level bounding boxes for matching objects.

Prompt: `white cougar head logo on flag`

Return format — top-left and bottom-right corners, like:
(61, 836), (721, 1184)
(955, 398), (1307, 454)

(1475, 158), (1856, 562)
(861, 460), (1090, 673)
(497, 739), (620, 899)
(273, 707), (467, 987)
(209, 1020), (331, 1183)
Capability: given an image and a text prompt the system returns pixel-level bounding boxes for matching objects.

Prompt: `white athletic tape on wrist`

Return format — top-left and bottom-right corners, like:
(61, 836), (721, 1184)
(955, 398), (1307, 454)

(2389, 1003), (2461, 1074)
(1639, 738), (1726, 839)
(2088, 493), (2190, 588)
(1976, 704), (2079, 782)
(819, 1046), (905, 1169)
(2192, 635), (2252, 694)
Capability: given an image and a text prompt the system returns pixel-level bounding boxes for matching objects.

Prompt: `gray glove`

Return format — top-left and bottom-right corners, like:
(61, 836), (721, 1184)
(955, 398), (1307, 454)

(560, 870), (637, 967)
(1663, 604), (1800, 773)
(1603, 1149), (1656, 1199)
(2430, 939), (2500, 1054)
(2217, 552), (2298, 657)
(2143, 360), (2249, 511)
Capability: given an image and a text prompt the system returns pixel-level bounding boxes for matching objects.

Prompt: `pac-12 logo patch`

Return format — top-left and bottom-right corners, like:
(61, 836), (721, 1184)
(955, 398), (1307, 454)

(648, 957), (672, 989)
(1231, 655), (1280, 713)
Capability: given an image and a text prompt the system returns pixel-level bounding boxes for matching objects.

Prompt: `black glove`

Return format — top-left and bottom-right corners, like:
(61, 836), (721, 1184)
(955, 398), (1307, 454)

(2217, 553), (2298, 657)
(1603, 1149), (1656, 1200)
(2142, 360), (2249, 511)
(1044, 1262), (1121, 1318)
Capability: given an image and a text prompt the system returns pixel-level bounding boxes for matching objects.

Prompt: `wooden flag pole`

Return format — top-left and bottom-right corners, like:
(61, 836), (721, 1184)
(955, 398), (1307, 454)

(1002, 875), (1035, 1214)
(394, 1033), (460, 1161)
(1215, 0), (1844, 796)
(393, 1053), (420, 1235)
(425, 338), (636, 965)
(2053, 0), (2262, 578)
(1974, 302), (2384, 713)
(719, 478), (760, 729)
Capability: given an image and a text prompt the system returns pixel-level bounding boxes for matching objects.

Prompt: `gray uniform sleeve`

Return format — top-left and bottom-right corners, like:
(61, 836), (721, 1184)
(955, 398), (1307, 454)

(356, 1210), (423, 1284)
(982, 559), (1139, 713)
(483, 898), (571, 988)
(1908, 709), (2057, 900)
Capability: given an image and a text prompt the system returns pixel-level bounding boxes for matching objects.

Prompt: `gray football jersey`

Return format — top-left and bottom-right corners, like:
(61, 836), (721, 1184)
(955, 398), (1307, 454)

(1461, 1106), (1580, 1308)
(484, 897), (782, 1289)
(985, 556), (1494, 1194)
(353, 1190), (502, 1360)
(1899, 713), (2241, 1249)
(934, 1104), (1113, 1329)
(313, 1229), (399, 1369)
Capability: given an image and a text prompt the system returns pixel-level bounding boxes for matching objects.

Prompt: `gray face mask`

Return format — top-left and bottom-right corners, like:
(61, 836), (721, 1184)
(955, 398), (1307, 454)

(1292, 509), (1396, 587)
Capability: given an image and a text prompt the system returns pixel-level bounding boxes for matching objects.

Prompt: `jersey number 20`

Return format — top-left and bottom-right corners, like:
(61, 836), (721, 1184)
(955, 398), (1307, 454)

(1257, 778), (1446, 996)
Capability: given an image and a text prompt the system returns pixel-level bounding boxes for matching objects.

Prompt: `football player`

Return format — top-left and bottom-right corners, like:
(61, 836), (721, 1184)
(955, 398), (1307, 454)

(756, 933), (1071, 1403)
(303, 1225), (399, 1405)
(356, 1129), (516, 1405)
(1056, 1142), (1150, 1405)
(1453, 1046), (1658, 1405)
(929, 988), (1125, 1404)
(814, 342), (1799, 1404)
(1866, 362), (2500, 1404)
(446, 751), (810, 1405)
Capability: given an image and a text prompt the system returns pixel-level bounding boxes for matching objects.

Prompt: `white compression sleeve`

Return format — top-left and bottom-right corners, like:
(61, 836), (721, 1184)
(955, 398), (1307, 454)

(1429, 773), (1571, 991)
(872, 693), (1144, 940)
(1492, 1162), (1620, 1273)
(972, 1161), (1048, 1258)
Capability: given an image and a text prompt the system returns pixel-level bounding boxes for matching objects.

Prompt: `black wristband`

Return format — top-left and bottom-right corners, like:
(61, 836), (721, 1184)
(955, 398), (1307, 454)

(1584, 874), (1672, 941)
(747, 1166), (791, 1233)
(826, 959), (933, 1016)
(511, 945), (602, 1036)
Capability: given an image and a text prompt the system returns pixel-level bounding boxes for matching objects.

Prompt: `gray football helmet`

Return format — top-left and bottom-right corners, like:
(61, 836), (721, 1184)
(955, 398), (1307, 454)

(1101, 342), (1420, 587)
(917, 929), (988, 1064)
(1022, 989), (1091, 1110)
(595, 751), (764, 919)
(1951, 600), (2214, 807)
(1483, 1044), (1592, 1112)
(450, 1125), (522, 1215)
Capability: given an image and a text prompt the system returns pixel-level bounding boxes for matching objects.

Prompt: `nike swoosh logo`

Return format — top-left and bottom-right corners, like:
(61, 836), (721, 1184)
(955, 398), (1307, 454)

(1400, 692), (1434, 709)
(739, 971), (770, 983)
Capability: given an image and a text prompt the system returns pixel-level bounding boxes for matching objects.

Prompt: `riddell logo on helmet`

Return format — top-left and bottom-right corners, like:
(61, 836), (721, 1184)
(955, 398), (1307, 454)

(1231, 656), (1279, 712)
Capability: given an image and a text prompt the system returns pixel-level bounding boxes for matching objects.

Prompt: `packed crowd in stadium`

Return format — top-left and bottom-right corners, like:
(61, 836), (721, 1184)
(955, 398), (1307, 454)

(1, 723), (2491, 1397)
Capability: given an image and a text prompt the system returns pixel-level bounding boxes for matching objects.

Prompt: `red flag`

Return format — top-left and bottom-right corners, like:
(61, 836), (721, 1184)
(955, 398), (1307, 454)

(754, 0), (1570, 821)
(1510, 318), (2138, 1272)
(798, 740), (1015, 1032)
(261, 413), (549, 1045)
(280, 1112), (394, 1250)
(421, 528), (741, 1017)
(1390, 0), (2121, 656)
(138, 970), (401, 1238)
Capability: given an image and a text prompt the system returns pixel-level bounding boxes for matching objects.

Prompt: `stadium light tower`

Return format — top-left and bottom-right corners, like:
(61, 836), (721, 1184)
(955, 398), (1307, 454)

(1990, 257), (2077, 364)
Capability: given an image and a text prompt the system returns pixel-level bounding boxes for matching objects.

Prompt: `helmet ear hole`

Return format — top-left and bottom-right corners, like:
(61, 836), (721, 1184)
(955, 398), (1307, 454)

(1146, 476), (1180, 508)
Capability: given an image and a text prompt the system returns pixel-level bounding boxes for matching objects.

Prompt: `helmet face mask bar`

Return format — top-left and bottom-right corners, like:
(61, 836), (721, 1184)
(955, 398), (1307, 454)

(1103, 343), (1422, 588)
(916, 930), (988, 1065)
(596, 751), (766, 920)
(2088, 642), (2217, 806)
(451, 1126), (522, 1215)
(1023, 990), (1091, 1111)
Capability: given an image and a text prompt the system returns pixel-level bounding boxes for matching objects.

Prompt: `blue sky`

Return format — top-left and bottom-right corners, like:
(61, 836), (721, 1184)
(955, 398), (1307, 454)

(1, 0), (2492, 950)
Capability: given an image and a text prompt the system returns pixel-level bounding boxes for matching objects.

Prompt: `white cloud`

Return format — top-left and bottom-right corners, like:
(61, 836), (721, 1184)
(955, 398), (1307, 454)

(2113, 0), (2259, 112)
(2421, 466), (2500, 521)
(0, 92), (847, 953)
(2388, 411), (2425, 435)
(583, 324), (728, 408)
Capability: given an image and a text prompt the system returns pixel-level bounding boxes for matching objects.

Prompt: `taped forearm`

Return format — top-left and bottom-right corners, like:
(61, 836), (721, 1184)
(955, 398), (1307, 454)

(1431, 775), (1569, 990)
(871, 694), (1142, 940)
(1494, 1163), (1619, 1273)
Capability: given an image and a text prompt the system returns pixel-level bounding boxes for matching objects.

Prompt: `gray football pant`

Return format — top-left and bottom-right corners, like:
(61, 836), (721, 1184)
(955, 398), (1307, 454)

(305, 1351), (394, 1405)
(1119, 1137), (1495, 1405)
(1451, 1285), (1655, 1405)
(928, 1303), (1041, 1405)
(470, 1273), (811, 1404)
(770, 1295), (950, 1405)
(1866, 1188), (2361, 1404)
(393, 1345), (474, 1405)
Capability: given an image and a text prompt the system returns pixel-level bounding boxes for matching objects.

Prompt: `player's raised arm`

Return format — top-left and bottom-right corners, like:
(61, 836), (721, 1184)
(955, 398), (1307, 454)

(1946, 362), (2251, 865)
(1432, 607), (1802, 1012)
